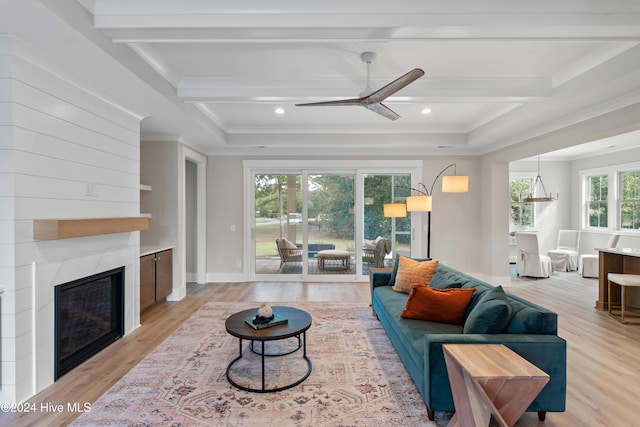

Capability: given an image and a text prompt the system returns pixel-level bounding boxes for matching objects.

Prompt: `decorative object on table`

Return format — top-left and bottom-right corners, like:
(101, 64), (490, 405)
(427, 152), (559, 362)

(256, 303), (273, 322)
(245, 303), (288, 329)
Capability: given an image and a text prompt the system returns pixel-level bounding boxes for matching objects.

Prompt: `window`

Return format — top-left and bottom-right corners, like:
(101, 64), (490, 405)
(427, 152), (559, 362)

(510, 178), (534, 227)
(620, 170), (640, 230)
(587, 175), (608, 228)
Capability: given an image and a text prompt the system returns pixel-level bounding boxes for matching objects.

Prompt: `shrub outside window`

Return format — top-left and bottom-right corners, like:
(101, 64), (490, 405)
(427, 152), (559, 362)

(620, 170), (640, 230)
(510, 178), (534, 228)
(587, 175), (608, 228)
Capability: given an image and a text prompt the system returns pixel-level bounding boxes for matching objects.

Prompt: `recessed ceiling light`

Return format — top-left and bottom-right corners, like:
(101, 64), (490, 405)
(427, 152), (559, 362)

(421, 108), (432, 115)
(275, 108), (285, 115)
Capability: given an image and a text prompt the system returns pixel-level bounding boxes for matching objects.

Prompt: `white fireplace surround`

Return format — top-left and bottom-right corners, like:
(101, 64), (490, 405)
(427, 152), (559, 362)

(31, 235), (140, 395)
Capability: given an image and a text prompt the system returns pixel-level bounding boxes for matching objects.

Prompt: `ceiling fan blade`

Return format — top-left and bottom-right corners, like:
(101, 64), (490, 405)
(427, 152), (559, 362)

(366, 102), (400, 121)
(295, 98), (364, 107)
(294, 67), (423, 120)
(365, 68), (425, 104)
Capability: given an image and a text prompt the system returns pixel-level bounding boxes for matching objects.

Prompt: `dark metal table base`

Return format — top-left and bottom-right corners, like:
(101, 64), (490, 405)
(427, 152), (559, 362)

(226, 331), (312, 393)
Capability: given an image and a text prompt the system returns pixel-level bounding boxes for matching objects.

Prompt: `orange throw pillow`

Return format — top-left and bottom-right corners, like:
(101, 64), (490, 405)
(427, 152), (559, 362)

(392, 256), (439, 293)
(401, 286), (476, 325)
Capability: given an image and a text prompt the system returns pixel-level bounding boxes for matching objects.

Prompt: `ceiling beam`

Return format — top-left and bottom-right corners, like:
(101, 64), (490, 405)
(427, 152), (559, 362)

(177, 77), (552, 103)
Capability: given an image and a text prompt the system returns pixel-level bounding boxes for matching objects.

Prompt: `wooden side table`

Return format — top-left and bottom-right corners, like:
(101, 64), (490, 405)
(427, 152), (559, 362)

(443, 344), (549, 427)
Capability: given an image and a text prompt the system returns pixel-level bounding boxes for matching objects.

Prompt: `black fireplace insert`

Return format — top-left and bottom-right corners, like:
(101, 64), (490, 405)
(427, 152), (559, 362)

(54, 267), (124, 380)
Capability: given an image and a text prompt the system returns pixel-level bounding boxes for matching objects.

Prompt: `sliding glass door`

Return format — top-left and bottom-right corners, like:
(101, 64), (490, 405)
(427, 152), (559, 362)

(248, 161), (422, 281)
(307, 174), (355, 276)
(254, 174), (302, 275)
(363, 174), (412, 274)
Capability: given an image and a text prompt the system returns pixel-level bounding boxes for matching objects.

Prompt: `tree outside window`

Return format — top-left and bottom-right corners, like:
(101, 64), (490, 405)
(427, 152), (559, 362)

(620, 170), (640, 229)
(510, 178), (533, 227)
(588, 175), (608, 228)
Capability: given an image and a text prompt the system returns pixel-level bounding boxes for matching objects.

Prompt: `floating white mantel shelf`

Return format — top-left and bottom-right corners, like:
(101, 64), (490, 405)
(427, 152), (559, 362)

(33, 217), (149, 240)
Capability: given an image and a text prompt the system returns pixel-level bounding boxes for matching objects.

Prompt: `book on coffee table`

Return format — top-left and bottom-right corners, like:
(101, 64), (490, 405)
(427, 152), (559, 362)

(245, 313), (289, 330)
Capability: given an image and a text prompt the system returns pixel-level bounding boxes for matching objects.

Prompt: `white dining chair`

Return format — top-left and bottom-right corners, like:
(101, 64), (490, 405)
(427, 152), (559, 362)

(516, 233), (552, 278)
(547, 230), (580, 272)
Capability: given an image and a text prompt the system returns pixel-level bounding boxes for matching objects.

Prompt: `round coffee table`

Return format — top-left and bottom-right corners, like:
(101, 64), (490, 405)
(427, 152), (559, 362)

(225, 306), (312, 393)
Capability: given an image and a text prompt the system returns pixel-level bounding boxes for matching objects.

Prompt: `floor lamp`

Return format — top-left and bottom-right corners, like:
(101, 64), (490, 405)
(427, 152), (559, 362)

(405, 164), (469, 258)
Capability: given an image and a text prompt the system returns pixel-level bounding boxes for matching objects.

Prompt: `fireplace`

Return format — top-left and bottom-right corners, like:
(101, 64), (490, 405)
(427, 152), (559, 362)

(54, 267), (125, 380)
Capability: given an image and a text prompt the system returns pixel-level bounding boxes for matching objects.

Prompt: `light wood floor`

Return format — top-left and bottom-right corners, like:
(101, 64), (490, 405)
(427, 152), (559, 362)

(2, 273), (639, 426)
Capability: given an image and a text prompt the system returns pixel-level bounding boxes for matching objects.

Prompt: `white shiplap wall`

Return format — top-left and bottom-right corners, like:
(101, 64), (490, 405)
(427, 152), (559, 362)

(0, 36), (143, 403)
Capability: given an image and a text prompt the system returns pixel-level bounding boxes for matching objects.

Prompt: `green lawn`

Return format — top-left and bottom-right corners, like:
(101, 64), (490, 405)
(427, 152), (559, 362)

(255, 220), (353, 257)
(255, 218), (409, 257)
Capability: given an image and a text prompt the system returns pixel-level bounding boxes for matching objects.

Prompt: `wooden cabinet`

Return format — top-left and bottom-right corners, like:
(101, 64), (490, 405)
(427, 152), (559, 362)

(140, 249), (173, 311)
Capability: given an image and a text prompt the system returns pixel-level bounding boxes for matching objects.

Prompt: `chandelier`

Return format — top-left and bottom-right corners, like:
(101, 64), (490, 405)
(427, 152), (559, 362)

(523, 156), (558, 203)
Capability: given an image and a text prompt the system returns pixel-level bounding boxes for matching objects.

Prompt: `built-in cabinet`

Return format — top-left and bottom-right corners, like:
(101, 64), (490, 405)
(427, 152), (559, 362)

(140, 248), (172, 311)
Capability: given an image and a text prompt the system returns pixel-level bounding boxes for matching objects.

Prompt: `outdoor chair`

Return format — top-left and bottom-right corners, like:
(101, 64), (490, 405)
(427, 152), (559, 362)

(275, 237), (303, 268)
(515, 232), (552, 278)
(362, 237), (391, 268)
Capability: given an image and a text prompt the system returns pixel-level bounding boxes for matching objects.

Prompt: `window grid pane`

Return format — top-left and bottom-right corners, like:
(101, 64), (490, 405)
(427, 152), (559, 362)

(620, 171), (640, 230)
(510, 178), (533, 227)
(587, 175), (608, 228)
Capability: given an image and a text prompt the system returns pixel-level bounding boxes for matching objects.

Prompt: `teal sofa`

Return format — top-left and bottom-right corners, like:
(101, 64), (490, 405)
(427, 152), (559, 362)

(371, 263), (566, 421)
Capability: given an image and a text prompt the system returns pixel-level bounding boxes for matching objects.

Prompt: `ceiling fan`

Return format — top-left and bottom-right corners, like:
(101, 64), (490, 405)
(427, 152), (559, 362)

(295, 52), (424, 121)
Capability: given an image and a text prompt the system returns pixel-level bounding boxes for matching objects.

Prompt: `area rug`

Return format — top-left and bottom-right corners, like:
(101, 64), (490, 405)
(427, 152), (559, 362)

(71, 302), (449, 426)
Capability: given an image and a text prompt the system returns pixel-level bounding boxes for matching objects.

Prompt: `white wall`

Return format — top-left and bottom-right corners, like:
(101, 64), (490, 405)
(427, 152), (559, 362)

(0, 36), (142, 403)
(479, 158), (511, 283)
(207, 156), (246, 278)
(420, 157), (482, 273)
(185, 160), (198, 278)
(140, 141), (180, 251)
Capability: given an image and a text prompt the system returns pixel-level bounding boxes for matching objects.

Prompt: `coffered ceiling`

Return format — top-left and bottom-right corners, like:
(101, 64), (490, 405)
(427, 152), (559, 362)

(42, 1), (640, 155)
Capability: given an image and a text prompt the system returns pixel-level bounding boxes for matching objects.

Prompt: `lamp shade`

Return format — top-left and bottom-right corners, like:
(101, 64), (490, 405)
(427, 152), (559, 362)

(442, 175), (469, 193)
(383, 203), (407, 217)
(406, 195), (432, 212)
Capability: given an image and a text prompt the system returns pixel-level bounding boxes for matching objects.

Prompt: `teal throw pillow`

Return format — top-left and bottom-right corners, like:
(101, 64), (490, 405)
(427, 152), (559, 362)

(388, 254), (431, 286)
(463, 285), (512, 334)
(505, 301), (554, 334)
(429, 269), (463, 290)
